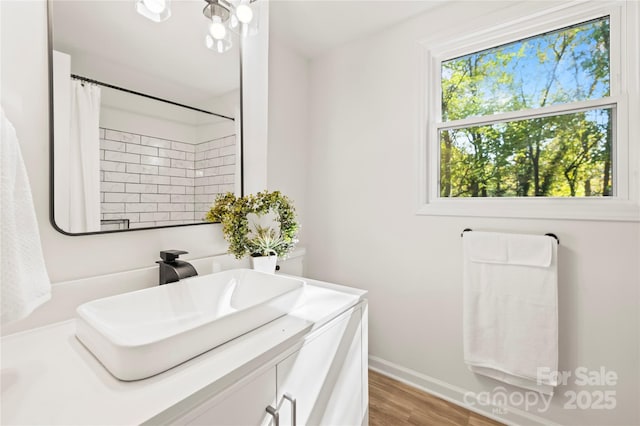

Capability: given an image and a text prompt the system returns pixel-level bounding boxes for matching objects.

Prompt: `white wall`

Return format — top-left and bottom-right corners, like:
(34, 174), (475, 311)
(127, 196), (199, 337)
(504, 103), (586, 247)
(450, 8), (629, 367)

(0, 0), (268, 286)
(201, 89), (240, 122)
(242, 0), (270, 195)
(196, 90), (239, 142)
(301, 1), (640, 425)
(100, 106), (198, 145)
(99, 88), (233, 145)
(267, 39), (309, 243)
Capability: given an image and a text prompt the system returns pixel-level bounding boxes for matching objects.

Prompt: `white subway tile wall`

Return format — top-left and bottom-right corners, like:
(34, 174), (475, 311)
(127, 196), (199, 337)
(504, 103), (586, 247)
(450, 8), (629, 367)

(194, 136), (236, 221)
(100, 128), (236, 231)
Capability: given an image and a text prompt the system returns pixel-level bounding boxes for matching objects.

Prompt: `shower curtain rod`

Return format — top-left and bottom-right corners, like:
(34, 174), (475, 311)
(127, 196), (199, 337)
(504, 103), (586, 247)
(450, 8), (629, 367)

(70, 74), (234, 121)
(460, 228), (560, 245)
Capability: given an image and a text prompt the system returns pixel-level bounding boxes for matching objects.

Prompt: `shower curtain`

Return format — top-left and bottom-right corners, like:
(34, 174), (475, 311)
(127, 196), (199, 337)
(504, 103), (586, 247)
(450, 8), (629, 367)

(67, 80), (101, 233)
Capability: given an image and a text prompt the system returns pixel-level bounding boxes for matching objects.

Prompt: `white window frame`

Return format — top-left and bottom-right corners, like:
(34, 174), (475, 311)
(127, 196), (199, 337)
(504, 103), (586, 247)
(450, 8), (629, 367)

(418, 1), (639, 221)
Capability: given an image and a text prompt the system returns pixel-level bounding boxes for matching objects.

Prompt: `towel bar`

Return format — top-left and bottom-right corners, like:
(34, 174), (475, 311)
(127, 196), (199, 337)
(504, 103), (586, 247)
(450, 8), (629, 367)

(460, 228), (559, 245)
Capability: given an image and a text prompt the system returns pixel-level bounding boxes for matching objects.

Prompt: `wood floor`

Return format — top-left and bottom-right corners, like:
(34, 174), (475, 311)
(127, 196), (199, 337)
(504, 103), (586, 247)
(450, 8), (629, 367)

(369, 370), (504, 426)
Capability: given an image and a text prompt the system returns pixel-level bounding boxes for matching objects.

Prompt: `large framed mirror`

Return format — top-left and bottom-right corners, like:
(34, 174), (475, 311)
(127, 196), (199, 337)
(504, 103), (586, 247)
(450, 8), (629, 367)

(48, 0), (242, 235)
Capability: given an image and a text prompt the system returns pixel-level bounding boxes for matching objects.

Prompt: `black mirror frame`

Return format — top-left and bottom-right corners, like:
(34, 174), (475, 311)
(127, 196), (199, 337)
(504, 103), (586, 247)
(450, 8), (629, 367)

(46, 0), (244, 236)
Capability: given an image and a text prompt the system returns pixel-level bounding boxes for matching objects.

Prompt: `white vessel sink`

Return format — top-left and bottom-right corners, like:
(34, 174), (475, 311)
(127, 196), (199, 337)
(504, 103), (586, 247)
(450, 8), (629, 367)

(76, 269), (305, 380)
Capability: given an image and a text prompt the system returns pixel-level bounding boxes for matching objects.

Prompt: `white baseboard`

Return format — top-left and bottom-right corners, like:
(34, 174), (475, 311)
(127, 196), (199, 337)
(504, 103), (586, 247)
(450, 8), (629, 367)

(369, 356), (558, 426)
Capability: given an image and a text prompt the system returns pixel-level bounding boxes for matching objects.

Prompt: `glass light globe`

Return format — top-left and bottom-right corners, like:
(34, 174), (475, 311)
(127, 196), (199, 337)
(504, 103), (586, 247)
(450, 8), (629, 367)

(142, 0), (166, 14)
(205, 34), (214, 49)
(228, 0), (259, 37)
(235, 4), (253, 24)
(208, 16), (227, 40)
(136, 0), (171, 22)
(205, 33), (232, 53)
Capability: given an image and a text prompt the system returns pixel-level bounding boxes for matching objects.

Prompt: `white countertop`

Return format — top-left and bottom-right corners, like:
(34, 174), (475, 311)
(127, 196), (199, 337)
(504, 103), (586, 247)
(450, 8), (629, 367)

(1, 279), (366, 425)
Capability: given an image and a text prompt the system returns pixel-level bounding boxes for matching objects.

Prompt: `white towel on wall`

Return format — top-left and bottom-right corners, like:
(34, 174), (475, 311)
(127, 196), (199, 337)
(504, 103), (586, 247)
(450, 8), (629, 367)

(463, 231), (558, 395)
(1, 106), (51, 324)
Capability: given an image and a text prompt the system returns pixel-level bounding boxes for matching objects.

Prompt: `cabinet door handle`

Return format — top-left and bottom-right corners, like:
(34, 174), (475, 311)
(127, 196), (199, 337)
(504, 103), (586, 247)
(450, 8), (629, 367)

(282, 393), (297, 426)
(266, 405), (279, 426)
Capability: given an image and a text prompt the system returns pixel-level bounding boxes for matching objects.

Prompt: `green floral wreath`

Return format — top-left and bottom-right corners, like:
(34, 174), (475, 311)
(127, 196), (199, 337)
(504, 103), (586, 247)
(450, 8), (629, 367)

(206, 190), (299, 259)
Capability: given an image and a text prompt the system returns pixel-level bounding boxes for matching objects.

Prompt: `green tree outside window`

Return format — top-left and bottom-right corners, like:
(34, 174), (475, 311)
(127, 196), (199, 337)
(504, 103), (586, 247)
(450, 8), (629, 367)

(439, 17), (612, 198)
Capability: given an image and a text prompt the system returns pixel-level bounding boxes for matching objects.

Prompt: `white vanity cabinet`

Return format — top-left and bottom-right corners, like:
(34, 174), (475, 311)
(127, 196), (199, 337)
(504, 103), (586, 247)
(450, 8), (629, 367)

(1, 278), (367, 426)
(181, 366), (277, 426)
(276, 306), (364, 426)
(174, 304), (367, 426)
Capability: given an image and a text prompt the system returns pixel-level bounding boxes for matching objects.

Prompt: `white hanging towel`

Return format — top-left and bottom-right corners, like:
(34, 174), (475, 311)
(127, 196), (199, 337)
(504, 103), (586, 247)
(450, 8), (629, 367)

(1, 106), (51, 324)
(462, 231), (558, 395)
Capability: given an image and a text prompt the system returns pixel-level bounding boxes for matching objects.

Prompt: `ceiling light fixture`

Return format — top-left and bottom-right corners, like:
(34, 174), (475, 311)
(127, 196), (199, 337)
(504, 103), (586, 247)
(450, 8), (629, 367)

(136, 0), (171, 23)
(203, 0), (233, 53)
(135, 0), (258, 52)
(203, 0), (260, 53)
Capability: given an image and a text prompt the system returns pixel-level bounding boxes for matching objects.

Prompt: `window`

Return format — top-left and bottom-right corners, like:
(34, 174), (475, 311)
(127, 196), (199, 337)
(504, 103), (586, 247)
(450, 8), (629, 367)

(420, 2), (639, 220)
(441, 17), (611, 198)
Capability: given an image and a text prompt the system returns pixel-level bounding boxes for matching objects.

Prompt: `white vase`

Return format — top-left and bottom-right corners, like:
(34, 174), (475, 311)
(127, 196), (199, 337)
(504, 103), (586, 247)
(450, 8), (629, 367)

(251, 255), (278, 274)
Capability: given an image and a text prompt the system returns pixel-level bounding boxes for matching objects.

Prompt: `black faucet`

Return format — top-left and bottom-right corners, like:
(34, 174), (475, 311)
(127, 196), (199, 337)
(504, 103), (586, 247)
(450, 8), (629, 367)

(156, 250), (198, 285)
